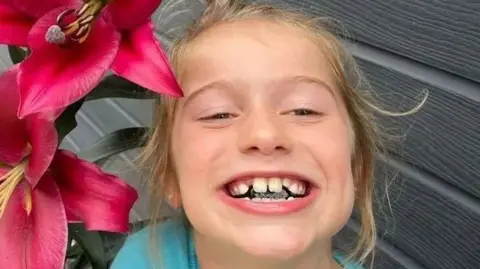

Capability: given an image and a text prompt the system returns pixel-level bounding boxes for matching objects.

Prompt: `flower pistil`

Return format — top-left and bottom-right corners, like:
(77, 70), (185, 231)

(45, 0), (108, 45)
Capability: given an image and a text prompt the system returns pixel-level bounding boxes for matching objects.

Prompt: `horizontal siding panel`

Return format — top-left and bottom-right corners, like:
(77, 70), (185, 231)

(59, 110), (104, 152)
(64, 98), (152, 150)
(65, 99), (175, 222)
(101, 150), (146, 222)
(100, 150), (178, 222)
(371, 158), (480, 269)
(357, 58), (480, 199)
(334, 221), (425, 269)
(106, 98), (155, 126)
(61, 99), (157, 221)
(81, 98), (152, 130)
(0, 47), (11, 70)
(347, 41), (480, 103)
(278, 0), (480, 83)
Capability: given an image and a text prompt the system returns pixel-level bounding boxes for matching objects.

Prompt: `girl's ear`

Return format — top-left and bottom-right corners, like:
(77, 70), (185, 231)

(165, 181), (182, 209)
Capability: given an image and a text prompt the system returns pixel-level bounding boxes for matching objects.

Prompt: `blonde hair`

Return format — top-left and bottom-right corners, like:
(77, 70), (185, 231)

(140, 0), (427, 267)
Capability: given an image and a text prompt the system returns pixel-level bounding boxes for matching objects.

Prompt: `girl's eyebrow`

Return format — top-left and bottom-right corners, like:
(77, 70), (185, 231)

(183, 80), (236, 108)
(279, 75), (334, 96)
(183, 75), (334, 107)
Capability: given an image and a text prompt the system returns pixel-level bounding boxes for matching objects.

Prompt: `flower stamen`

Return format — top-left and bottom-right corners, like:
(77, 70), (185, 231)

(45, 0), (107, 45)
(24, 187), (32, 216)
(0, 160), (27, 218)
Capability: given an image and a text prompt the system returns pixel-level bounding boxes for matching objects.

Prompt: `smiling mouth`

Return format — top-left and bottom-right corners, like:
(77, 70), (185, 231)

(224, 177), (312, 202)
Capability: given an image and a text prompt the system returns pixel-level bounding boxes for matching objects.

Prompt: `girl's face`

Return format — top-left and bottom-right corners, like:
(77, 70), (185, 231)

(171, 20), (355, 260)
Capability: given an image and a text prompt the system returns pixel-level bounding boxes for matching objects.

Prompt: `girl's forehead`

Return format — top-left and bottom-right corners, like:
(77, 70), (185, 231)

(189, 19), (317, 50)
(178, 20), (335, 96)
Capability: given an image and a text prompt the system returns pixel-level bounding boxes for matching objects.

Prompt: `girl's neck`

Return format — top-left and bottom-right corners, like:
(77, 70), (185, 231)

(193, 231), (343, 269)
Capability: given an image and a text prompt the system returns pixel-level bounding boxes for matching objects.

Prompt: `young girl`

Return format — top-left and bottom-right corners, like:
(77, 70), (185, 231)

(112, 0), (392, 268)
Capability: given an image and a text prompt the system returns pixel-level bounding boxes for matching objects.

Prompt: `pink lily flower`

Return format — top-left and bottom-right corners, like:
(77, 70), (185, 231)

(0, 66), (138, 269)
(0, 0), (182, 118)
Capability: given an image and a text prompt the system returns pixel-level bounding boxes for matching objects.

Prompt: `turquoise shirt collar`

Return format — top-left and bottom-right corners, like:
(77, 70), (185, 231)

(111, 215), (363, 269)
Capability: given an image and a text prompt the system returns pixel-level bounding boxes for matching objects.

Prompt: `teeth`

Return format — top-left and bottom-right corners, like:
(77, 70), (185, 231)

(237, 183), (249, 195)
(229, 185), (239, 196)
(287, 181), (306, 195)
(268, 178), (283, 193)
(282, 178), (292, 188)
(288, 183), (299, 194)
(231, 177), (307, 197)
(252, 178), (268, 193)
(298, 184), (305, 195)
(249, 198), (290, 203)
(230, 182), (249, 196)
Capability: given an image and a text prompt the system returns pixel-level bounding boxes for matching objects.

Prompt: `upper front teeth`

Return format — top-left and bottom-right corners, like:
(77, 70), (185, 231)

(268, 178), (282, 193)
(230, 177), (306, 196)
(253, 178), (268, 193)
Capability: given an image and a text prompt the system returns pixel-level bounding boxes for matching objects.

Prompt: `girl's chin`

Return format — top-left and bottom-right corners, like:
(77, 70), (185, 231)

(233, 229), (314, 260)
(238, 242), (307, 260)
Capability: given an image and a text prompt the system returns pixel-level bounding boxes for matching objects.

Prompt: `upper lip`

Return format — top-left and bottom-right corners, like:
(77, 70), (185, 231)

(219, 170), (319, 189)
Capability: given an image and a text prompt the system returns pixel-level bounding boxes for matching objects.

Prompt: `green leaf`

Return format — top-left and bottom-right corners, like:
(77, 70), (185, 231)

(100, 219), (151, 265)
(67, 219), (152, 267)
(66, 233), (84, 259)
(68, 223), (107, 269)
(66, 243), (84, 260)
(70, 253), (90, 269)
(85, 75), (153, 101)
(8, 46), (28, 64)
(54, 98), (85, 143)
(78, 127), (149, 164)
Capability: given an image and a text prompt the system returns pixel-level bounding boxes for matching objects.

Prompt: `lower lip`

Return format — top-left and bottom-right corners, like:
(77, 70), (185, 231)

(218, 188), (319, 215)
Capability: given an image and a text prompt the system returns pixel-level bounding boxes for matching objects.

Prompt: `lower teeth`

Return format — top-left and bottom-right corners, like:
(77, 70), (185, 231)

(229, 186), (306, 201)
(252, 189), (289, 199)
(244, 197), (296, 202)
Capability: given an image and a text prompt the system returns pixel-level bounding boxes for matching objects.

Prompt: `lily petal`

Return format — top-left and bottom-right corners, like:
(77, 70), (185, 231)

(0, 66), (29, 166)
(52, 150), (138, 232)
(111, 22), (183, 97)
(24, 115), (58, 187)
(17, 7), (121, 118)
(0, 4), (34, 46)
(105, 0), (162, 30)
(0, 178), (67, 269)
(1, 0), (79, 19)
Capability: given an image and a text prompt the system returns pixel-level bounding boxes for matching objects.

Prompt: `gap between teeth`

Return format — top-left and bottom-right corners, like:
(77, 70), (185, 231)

(229, 177), (306, 196)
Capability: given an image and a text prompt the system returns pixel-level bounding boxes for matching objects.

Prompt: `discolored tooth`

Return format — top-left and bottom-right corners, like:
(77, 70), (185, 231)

(253, 178), (268, 193)
(282, 178), (292, 188)
(237, 183), (249, 195)
(298, 183), (306, 195)
(268, 178), (283, 193)
(288, 183), (299, 194)
(230, 185), (240, 196)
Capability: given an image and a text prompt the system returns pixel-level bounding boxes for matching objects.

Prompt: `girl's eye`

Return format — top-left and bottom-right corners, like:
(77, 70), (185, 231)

(199, 112), (235, 120)
(290, 108), (321, 116)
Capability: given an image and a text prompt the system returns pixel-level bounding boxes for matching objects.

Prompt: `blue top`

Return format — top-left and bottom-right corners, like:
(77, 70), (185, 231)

(111, 216), (363, 269)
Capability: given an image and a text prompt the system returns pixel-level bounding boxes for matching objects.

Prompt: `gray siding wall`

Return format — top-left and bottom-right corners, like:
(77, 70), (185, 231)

(1, 1), (478, 268)
(289, 1), (480, 268)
